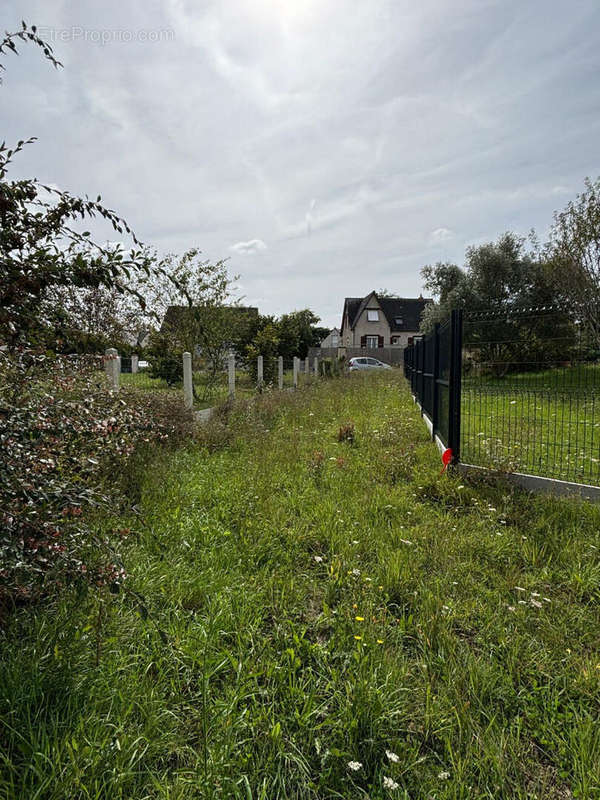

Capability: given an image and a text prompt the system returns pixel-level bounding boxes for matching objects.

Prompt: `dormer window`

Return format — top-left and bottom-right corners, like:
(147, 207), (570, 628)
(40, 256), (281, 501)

(367, 309), (379, 321)
(395, 317), (403, 325)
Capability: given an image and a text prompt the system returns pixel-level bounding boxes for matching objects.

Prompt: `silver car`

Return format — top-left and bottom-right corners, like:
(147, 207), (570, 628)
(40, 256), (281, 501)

(348, 356), (392, 371)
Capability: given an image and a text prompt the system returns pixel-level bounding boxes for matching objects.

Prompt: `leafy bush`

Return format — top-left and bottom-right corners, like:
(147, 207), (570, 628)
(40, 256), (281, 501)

(147, 332), (183, 386)
(0, 350), (194, 609)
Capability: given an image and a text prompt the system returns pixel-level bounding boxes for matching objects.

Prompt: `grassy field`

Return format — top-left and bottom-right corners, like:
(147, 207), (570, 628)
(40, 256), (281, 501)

(461, 363), (600, 485)
(2, 373), (600, 798)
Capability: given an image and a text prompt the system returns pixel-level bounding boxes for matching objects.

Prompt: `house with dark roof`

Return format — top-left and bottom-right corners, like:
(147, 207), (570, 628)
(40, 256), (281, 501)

(340, 291), (430, 351)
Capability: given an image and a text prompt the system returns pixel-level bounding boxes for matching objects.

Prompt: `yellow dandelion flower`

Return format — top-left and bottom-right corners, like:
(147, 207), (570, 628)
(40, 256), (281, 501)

(354, 635), (362, 641)
(355, 616), (364, 621)
(377, 639), (384, 644)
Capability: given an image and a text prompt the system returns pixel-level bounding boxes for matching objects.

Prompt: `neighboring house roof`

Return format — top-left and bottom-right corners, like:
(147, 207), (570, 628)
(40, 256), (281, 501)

(342, 291), (431, 333)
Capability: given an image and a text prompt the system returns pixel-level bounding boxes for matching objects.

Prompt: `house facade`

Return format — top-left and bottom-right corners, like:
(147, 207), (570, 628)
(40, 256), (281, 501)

(319, 327), (340, 348)
(340, 292), (430, 353)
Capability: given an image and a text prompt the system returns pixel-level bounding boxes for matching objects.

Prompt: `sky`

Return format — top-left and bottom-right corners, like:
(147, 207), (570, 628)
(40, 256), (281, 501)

(3, 0), (600, 328)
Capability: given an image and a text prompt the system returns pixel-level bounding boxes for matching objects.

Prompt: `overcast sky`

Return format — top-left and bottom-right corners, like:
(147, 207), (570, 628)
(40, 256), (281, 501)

(4, 0), (600, 328)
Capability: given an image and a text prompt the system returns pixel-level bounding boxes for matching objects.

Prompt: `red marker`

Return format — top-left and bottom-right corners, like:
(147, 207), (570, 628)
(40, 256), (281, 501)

(440, 448), (453, 474)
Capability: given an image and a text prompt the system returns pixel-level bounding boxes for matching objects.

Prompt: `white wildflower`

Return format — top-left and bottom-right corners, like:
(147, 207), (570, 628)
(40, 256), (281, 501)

(352, 568), (361, 577)
(314, 555), (323, 563)
(383, 776), (399, 790)
(386, 750), (400, 763)
(438, 770), (450, 779)
(347, 761), (362, 772)
(531, 599), (543, 609)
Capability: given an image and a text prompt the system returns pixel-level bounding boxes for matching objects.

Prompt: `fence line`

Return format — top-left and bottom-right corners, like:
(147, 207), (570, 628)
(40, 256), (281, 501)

(104, 349), (329, 413)
(404, 307), (600, 499)
(403, 311), (462, 460)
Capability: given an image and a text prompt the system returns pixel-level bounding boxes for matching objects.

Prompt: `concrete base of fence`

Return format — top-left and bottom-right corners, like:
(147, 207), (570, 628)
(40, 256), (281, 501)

(414, 397), (446, 455)
(457, 463), (600, 503)
(194, 407), (215, 423)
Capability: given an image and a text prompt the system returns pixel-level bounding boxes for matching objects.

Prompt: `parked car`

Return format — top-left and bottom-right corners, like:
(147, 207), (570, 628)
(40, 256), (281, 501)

(348, 356), (392, 371)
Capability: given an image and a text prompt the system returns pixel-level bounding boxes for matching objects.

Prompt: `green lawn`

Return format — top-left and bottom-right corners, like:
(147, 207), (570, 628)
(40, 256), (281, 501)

(461, 364), (600, 485)
(1, 374), (600, 798)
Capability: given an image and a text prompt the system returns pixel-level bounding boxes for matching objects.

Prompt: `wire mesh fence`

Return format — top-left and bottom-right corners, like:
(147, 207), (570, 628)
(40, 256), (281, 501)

(461, 307), (600, 485)
(106, 350), (328, 411)
(405, 306), (600, 489)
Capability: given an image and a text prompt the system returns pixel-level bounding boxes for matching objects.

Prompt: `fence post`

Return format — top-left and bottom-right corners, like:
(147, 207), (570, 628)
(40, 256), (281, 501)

(278, 356), (283, 390)
(131, 353), (139, 374)
(228, 352), (235, 399)
(183, 352), (193, 411)
(105, 347), (119, 391)
(257, 355), (264, 389)
(293, 357), (299, 389)
(448, 310), (463, 462)
(314, 356), (319, 376)
(431, 323), (440, 440)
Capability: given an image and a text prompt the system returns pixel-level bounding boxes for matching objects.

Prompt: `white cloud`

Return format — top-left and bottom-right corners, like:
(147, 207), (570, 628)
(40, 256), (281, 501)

(5, 0), (599, 332)
(430, 227), (455, 243)
(230, 238), (268, 255)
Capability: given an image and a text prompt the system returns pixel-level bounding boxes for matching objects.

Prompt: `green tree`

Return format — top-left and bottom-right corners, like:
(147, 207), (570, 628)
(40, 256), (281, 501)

(0, 24), (158, 351)
(141, 249), (238, 395)
(545, 177), (600, 346)
(246, 322), (280, 385)
(276, 309), (322, 360)
(421, 233), (572, 373)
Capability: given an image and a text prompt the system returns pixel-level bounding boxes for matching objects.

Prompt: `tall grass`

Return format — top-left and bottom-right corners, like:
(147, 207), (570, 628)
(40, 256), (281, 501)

(1, 373), (599, 799)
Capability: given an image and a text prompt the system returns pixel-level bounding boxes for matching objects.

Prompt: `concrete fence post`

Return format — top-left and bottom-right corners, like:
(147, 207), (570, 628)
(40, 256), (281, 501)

(183, 351), (193, 411)
(314, 356), (319, 376)
(105, 347), (119, 391)
(131, 354), (139, 374)
(304, 356), (309, 377)
(278, 356), (283, 390)
(293, 357), (299, 389)
(228, 352), (236, 398)
(257, 355), (264, 388)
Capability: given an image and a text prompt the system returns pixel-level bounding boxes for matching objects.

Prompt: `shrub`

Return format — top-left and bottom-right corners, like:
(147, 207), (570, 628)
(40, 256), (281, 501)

(147, 331), (183, 386)
(0, 350), (194, 610)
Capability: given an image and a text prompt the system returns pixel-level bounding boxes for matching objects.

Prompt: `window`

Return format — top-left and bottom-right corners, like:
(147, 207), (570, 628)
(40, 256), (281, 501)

(367, 309), (379, 321)
(394, 317), (403, 325)
(366, 335), (379, 348)
(391, 336), (399, 345)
